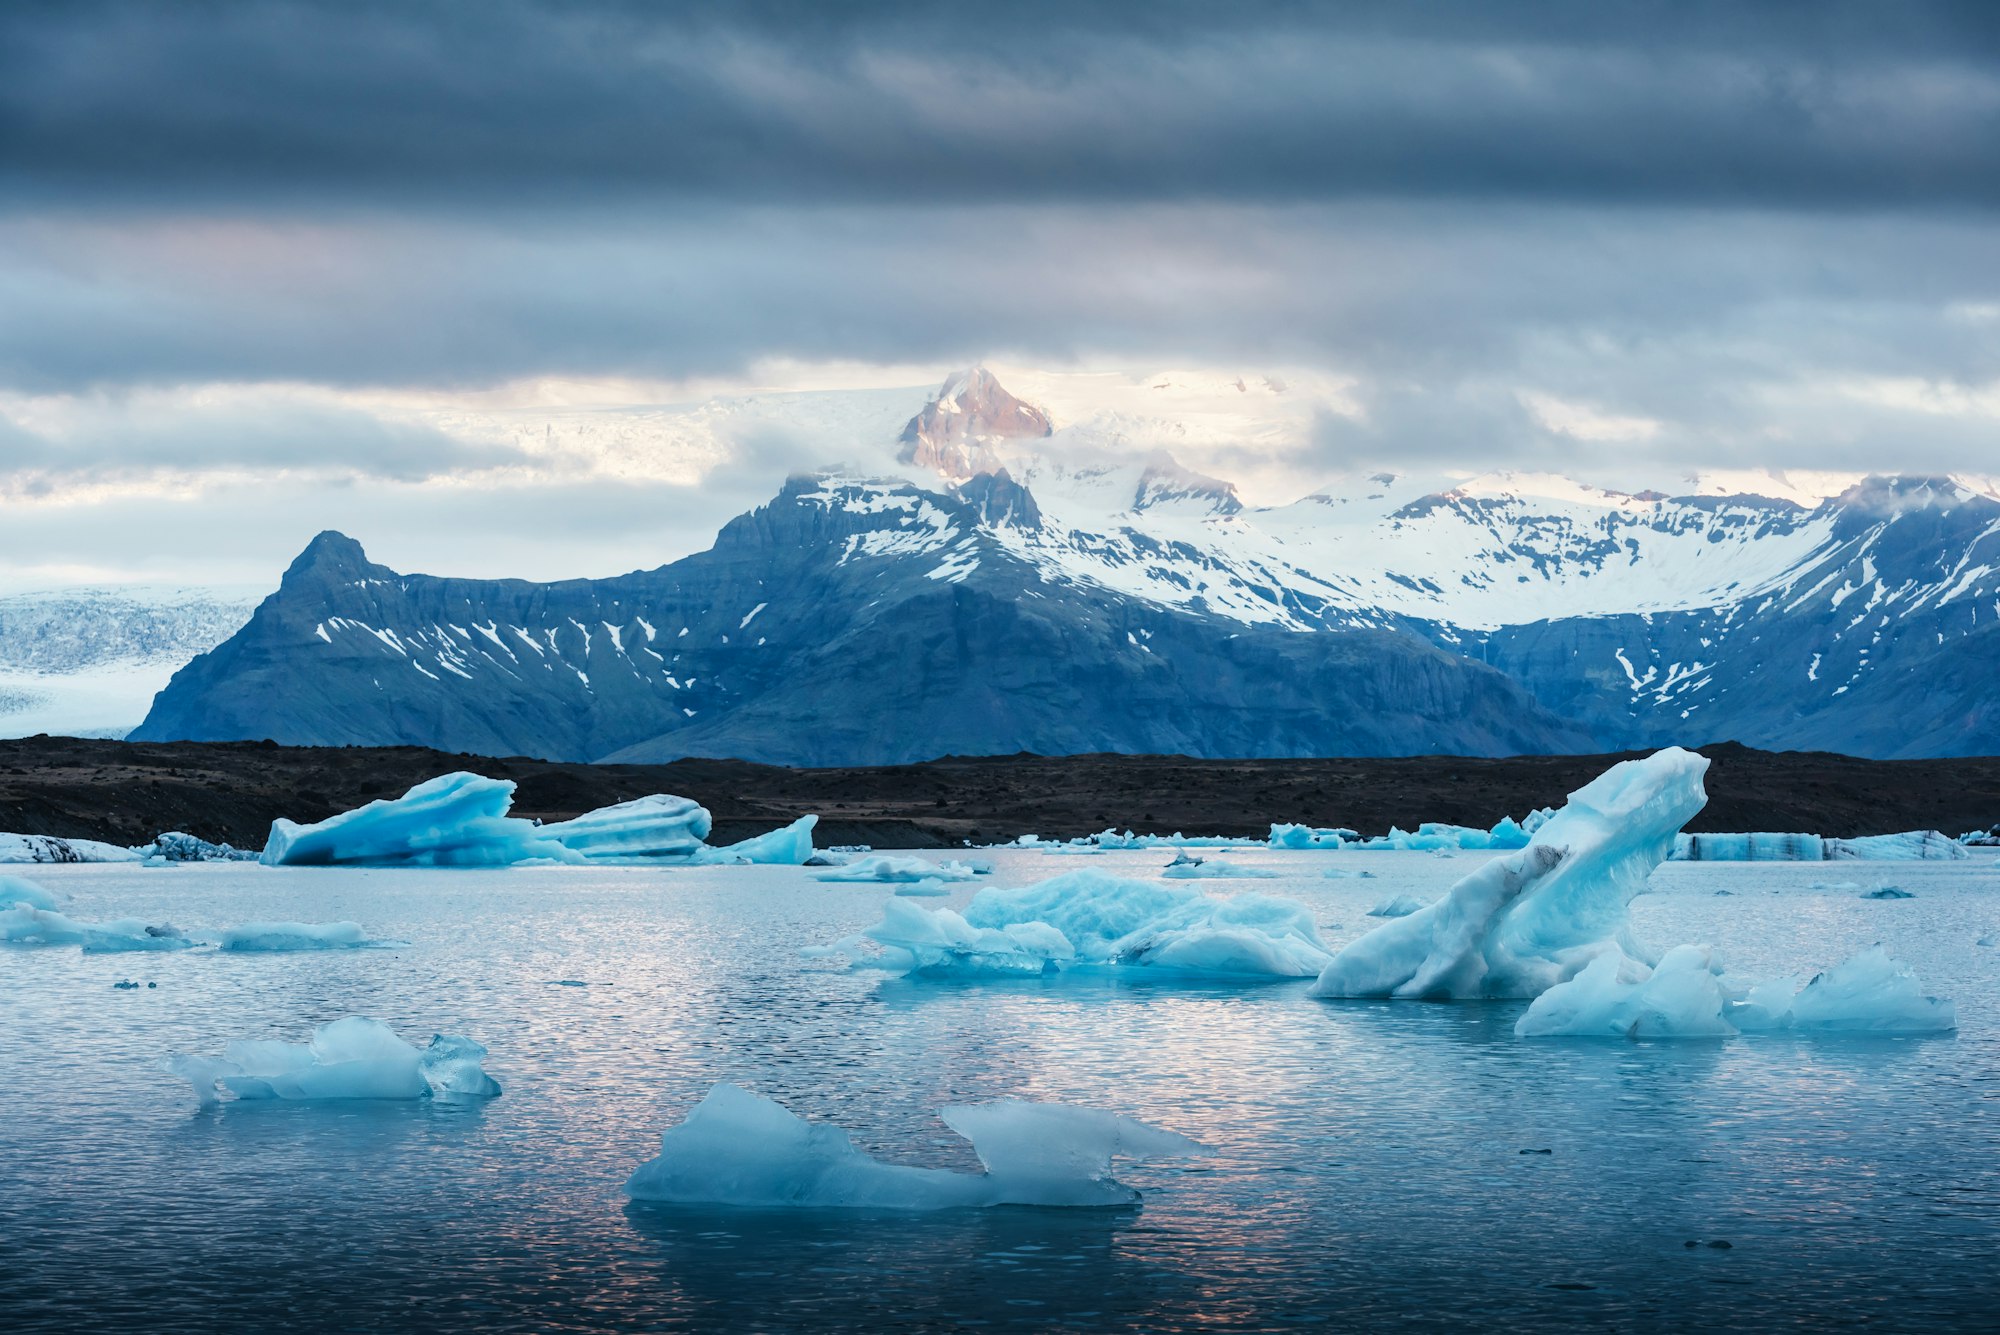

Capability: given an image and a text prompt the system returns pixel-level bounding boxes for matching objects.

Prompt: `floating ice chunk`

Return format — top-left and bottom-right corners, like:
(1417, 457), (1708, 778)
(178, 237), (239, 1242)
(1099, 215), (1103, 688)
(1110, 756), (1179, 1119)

(892, 881), (954, 898)
(217, 921), (393, 951)
(831, 870), (1332, 979)
(1269, 824), (1355, 850)
(0, 874), (65, 911)
(624, 1083), (1203, 1210)
(1312, 747), (1707, 1001)
(1809, 880), (1861, 891)
(543, 794), (713, 861)
(0, 903), (89, 944)
(689, 815), (818, 865)
(1365, 894), (1428, 919)
(1833, 831), (1967, 861)
(1159, 855), (1279, 880)
(262, 772), (582, 868)
(166, 1016), (501, 1107)
(141, 832), (258, 862)
(1861, 886), (1914, 900)
(82, 920), (196, 953)
(1322, 868), (1378, 880)
(1515, 945), (1736, 1039)
(0, 832), (141, 864)
(816, 855), (978, 884)
(1731, 947), (1956, 1034)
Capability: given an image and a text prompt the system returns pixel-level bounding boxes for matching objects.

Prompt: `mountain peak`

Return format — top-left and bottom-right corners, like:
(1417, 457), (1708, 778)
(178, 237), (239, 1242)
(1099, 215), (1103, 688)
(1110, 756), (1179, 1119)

(283, 530), (374, 584)
(898, 366), (1053, 480)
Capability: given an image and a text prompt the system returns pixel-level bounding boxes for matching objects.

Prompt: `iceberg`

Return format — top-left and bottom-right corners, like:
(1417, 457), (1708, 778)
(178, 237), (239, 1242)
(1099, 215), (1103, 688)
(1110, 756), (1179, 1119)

(141, 832), (258, 862)
(1268, 824), (1356, 850)
(1519, 944), (1956, 1039)
(1, 903), (89, 945)
(1159, 855), (1279, 880)
(816, 855), (979, 884)
(1311, 748), (1707, 1000)
(82, 920), (196, 953)
(1, 874), (65, 911)
(1732, 947), (1956, 1034)
(624, 1082), (1203, 1210)
(1672, 830), (1969, 861)
(0, 832), (141, 864)
(689, 815), (819, 866)
(261, 771), (807, 868)
(217, 921), (392, 951)
(822, 870), (1332, 979)
(542, 794), (713, 861)
(166, 1016), (502, 1108)
(1365, 893), (1428, 919)
(1514, 944), (1736, 1039)
(262, 772), (582, 868)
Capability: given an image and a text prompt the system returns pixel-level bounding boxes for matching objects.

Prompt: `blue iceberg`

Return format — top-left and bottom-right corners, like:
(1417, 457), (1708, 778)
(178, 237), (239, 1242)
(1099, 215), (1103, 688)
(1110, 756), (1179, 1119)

(165, 1016), (502, 1108)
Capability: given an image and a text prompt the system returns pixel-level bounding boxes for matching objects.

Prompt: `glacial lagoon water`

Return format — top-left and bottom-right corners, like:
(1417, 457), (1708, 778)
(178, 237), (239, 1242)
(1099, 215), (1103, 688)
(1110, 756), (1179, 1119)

(4, 848), (1998, 1332)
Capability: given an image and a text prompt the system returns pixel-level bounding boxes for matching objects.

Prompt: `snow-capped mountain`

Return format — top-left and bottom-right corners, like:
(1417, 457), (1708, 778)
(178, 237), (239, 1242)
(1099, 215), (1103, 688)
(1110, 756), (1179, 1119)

(132, 370), (2000, 761)
(0, 587), (261, 739)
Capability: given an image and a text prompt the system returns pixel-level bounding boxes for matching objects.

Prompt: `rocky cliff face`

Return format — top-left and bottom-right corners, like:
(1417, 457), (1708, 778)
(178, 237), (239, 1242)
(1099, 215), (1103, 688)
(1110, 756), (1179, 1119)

(897, 367), (1053, 479)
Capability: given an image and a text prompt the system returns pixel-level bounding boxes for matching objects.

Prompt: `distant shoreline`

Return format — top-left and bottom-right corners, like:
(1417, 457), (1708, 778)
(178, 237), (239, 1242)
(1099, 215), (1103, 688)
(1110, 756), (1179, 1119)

(3, 737), (1995, 852)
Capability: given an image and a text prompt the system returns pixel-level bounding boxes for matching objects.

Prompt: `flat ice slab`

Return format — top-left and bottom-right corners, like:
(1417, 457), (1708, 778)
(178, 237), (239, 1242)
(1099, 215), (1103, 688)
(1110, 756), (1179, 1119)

(166, 1017), (501, 1107)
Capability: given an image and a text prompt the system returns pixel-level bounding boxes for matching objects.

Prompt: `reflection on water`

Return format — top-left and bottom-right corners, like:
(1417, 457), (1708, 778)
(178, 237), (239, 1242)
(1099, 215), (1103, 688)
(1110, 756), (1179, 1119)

(2, 852), (1997, 1332)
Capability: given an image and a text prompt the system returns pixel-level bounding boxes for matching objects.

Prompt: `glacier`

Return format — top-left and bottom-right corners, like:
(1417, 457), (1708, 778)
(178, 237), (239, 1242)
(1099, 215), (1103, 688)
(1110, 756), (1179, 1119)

(166, 1017), (501, 1108)
(624, 1082), (1203, 1210)
(261, 771), (813, 867)
(819, 870), (1332, 979)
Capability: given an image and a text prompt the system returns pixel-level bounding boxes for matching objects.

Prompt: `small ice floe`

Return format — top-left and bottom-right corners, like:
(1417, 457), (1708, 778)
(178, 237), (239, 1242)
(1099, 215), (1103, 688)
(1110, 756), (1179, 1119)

(2, 879), (201, 951)
(216, 921), (402, 951)
(165, 1017), (501, 1108)
(624, 1083), (1203, 1210)
(1810, 881), (1862, 891)
(1, 874), (67, 912)
(82, 921), (196, 953)
(815, 855), (978, 884)
(892, 882), (954, 898)
(813, 870), (1331, 979)
(1159, 854), (1279, 880)
(1364, 894), (1428, 919)
(1861, 886), (1914, 900)
(1321, 868), (1378, 880)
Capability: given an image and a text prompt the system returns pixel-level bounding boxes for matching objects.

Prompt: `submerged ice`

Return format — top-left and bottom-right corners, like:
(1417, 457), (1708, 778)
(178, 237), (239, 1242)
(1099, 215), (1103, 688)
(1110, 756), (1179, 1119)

(819, 870), (1332, 979)
(624, 1082), (1203, 1210)
(166, 1017), (501, 1107)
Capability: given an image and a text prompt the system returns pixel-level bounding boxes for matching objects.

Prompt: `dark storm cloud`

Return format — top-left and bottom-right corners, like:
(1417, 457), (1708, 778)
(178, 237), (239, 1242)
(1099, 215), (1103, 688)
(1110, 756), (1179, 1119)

(5, 0), (2000, 211)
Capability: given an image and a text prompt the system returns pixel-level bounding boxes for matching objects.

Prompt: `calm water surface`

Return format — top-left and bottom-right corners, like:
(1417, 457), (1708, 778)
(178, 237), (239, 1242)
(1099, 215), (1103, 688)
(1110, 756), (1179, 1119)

(3, 849), (1997, 1331)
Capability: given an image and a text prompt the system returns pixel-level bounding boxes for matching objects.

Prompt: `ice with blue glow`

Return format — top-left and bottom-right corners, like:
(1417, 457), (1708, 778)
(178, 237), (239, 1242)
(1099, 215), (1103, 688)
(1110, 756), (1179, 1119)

(1310, 748), (1708, 1001)
(820, 870), (1332, 978)
(624, 1082), (1203, 1209)
(1, 873), (65, 911)
(166, 1017), (501, 1108)
(261, 771), (813, 867)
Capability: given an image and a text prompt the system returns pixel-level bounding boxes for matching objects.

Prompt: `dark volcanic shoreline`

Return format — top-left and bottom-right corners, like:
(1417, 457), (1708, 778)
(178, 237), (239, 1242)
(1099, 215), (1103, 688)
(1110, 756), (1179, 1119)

(2, 737), (1996, 851)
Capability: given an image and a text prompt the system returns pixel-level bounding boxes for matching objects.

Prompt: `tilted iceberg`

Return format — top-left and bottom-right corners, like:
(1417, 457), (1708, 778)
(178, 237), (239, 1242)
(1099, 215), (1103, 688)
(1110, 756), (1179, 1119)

(261, 771), (814, 868)
(1310, 747), (1708, 1001)
(816, 854), (979, 884)
(818, 870), (1332, 979)
(165, 1016), (501, 1108)
(624, 1082), (1203, 1210)
(690, 816), (819, 866)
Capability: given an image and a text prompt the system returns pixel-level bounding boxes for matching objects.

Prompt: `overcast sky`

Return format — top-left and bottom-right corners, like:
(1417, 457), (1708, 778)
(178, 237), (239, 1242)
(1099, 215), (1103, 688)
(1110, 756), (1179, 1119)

(3, 0), (1998, 589)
